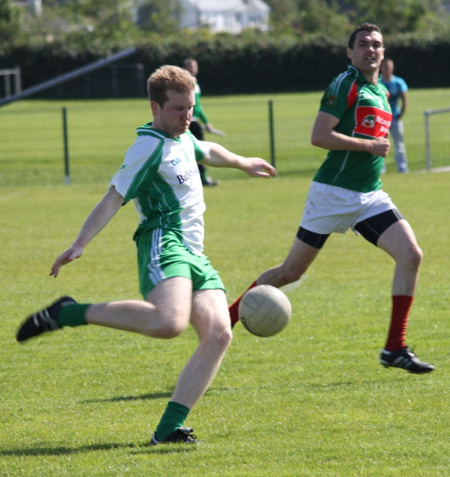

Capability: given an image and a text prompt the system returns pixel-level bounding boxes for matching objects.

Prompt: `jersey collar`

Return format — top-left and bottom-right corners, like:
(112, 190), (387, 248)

(136, 121), (182, 141)
(347, 65), (382, 86)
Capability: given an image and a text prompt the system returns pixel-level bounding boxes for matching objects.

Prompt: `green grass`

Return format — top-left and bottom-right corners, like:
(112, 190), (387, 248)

(1, 89), (450, 187)
(1, 173), (449, 476)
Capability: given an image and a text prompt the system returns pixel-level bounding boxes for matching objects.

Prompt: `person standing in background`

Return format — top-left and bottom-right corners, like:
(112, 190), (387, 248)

(183, 57), (225, 186)
(381, 58), (410, 173)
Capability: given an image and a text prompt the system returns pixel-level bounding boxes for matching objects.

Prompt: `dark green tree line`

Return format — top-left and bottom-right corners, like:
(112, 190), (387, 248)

(0, 0), (449, 52)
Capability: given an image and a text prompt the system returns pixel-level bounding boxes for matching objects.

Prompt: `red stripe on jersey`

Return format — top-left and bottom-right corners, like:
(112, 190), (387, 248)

(347, 80), (359, 110)
(355, 106), (392, 138)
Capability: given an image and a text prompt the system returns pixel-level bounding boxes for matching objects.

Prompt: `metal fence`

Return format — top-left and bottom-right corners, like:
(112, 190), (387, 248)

(1, 90), (449, 188)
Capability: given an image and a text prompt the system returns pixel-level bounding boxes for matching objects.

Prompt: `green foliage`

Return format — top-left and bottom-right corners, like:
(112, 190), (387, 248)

(136, 0), (180, 34)
(1, 1), (450, 94)
(71, 0), (139, 42)
(16, 0), (141, 46)
(351, 0), (447, 34)
(4, 0), (450, 49)
(297, 0), (350, 35)
(0, 0), (21, 45)
(265, 0), (449, 36)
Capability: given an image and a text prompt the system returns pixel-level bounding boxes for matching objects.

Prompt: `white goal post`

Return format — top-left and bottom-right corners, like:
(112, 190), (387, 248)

(0, 67), (21, 99)
(423, 107), (450, 171)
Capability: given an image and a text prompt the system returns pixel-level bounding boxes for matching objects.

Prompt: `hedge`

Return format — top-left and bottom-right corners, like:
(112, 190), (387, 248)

(1, 33), (450, 98)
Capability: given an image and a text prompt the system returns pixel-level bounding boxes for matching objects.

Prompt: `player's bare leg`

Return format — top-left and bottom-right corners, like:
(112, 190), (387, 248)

(16, 277), (193, 342)
(86, 277), (193, 338)
(257, 237), (321, 288)
(377, 219), (422, 296)
(377, 219), (433, 373)
(229, 237), (320, 327)
(171, 288), (232, 409)
(152, 288), (232, 445)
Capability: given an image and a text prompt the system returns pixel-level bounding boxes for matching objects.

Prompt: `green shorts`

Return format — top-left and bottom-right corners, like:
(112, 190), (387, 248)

(135, 228), (225, 298)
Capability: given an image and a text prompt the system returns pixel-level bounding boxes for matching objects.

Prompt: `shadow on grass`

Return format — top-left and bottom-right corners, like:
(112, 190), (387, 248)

(80, 390), (172, 404)
(0, 440), (196, 457)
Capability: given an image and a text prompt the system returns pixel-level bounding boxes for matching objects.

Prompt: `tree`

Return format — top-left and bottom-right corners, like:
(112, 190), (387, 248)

(350, 0), (445, 34)
(0, 0), (21, 46)
(64, 0), (139, 41)
(263, 0), (299, 32)
(265, 0), (449, 36)
(297, 0), (350, 35)
(334, 0), (448, 34)
(136, 0), (180, 34)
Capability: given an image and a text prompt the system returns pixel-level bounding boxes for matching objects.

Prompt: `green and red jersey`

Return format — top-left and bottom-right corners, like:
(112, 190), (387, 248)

(314, 66), (392, 193)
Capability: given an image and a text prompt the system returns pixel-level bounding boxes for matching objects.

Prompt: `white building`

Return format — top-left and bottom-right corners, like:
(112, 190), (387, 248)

(14, 0), (42, 16)
(178, 0), (271, 34)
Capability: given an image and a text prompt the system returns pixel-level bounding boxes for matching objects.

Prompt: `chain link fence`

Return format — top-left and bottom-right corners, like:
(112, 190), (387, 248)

(1, 90), (449, 188)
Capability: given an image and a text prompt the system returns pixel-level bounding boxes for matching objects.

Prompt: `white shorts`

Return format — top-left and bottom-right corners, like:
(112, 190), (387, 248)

(299, 182), (397, 235)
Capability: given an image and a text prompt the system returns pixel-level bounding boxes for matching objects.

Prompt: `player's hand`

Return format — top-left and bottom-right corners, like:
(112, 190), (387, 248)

(370, 137), (390, 158)
(243, 157), (277, 178)
(50, 246), (83, 278)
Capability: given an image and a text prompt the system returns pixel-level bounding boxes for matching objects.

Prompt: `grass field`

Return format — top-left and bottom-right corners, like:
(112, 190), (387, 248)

(1, 89), (450, 187)
(1, 172), (449, 476)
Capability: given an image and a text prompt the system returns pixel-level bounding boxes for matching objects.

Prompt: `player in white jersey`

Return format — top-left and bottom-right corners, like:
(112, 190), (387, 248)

(16, 65), (277, 444)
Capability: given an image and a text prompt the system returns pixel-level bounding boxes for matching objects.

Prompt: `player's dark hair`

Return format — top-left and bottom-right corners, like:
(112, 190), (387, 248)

(348, 23), (382, 49)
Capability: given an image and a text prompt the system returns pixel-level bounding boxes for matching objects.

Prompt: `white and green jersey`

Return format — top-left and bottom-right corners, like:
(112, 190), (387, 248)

(110, 122), (209, 255)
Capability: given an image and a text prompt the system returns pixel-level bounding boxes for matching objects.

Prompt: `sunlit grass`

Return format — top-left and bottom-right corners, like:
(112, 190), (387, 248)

(1, 172), (449, 476)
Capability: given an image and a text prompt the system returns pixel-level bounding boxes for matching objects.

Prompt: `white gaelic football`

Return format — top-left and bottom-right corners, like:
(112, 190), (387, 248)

(238, 285), (292, 337)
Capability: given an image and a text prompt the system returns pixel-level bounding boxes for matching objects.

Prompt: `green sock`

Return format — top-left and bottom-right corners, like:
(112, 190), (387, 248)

(57, 303), (90, 327)
(155, 401), (190, 441)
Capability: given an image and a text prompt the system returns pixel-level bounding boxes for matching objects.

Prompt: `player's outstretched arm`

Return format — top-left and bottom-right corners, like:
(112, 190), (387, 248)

(200, 142), (277, 178)
(50, 186), (124, 278)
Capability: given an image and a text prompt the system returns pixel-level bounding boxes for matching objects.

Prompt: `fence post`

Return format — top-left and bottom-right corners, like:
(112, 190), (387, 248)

(14, 67), (21, 96)
(424, 110), (431, 172)
(268, 99), (276, 167)
(62, 107), (70, 185)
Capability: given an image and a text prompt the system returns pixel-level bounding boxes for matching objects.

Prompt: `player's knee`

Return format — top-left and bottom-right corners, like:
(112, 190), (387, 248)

(400, 242), (423, 271)
(278, 267), (303, 286)
(142, 319), (188, 339)
(218, 325), (233, 348)
(210, 327), (233, 353)
(159, 321), (189, 338)
(410, 244), (423, 268)
(203, 322), (233, 349)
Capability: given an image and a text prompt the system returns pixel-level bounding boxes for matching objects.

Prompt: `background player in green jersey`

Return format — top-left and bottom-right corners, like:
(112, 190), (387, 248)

(183, 57), (224, 186)
(16, 65), (277, 444)
(229, 23), (434, 374)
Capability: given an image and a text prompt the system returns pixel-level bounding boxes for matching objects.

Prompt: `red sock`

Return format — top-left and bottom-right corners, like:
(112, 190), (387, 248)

(229, 281), (258, 327)
(384, 295), (414, 351)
